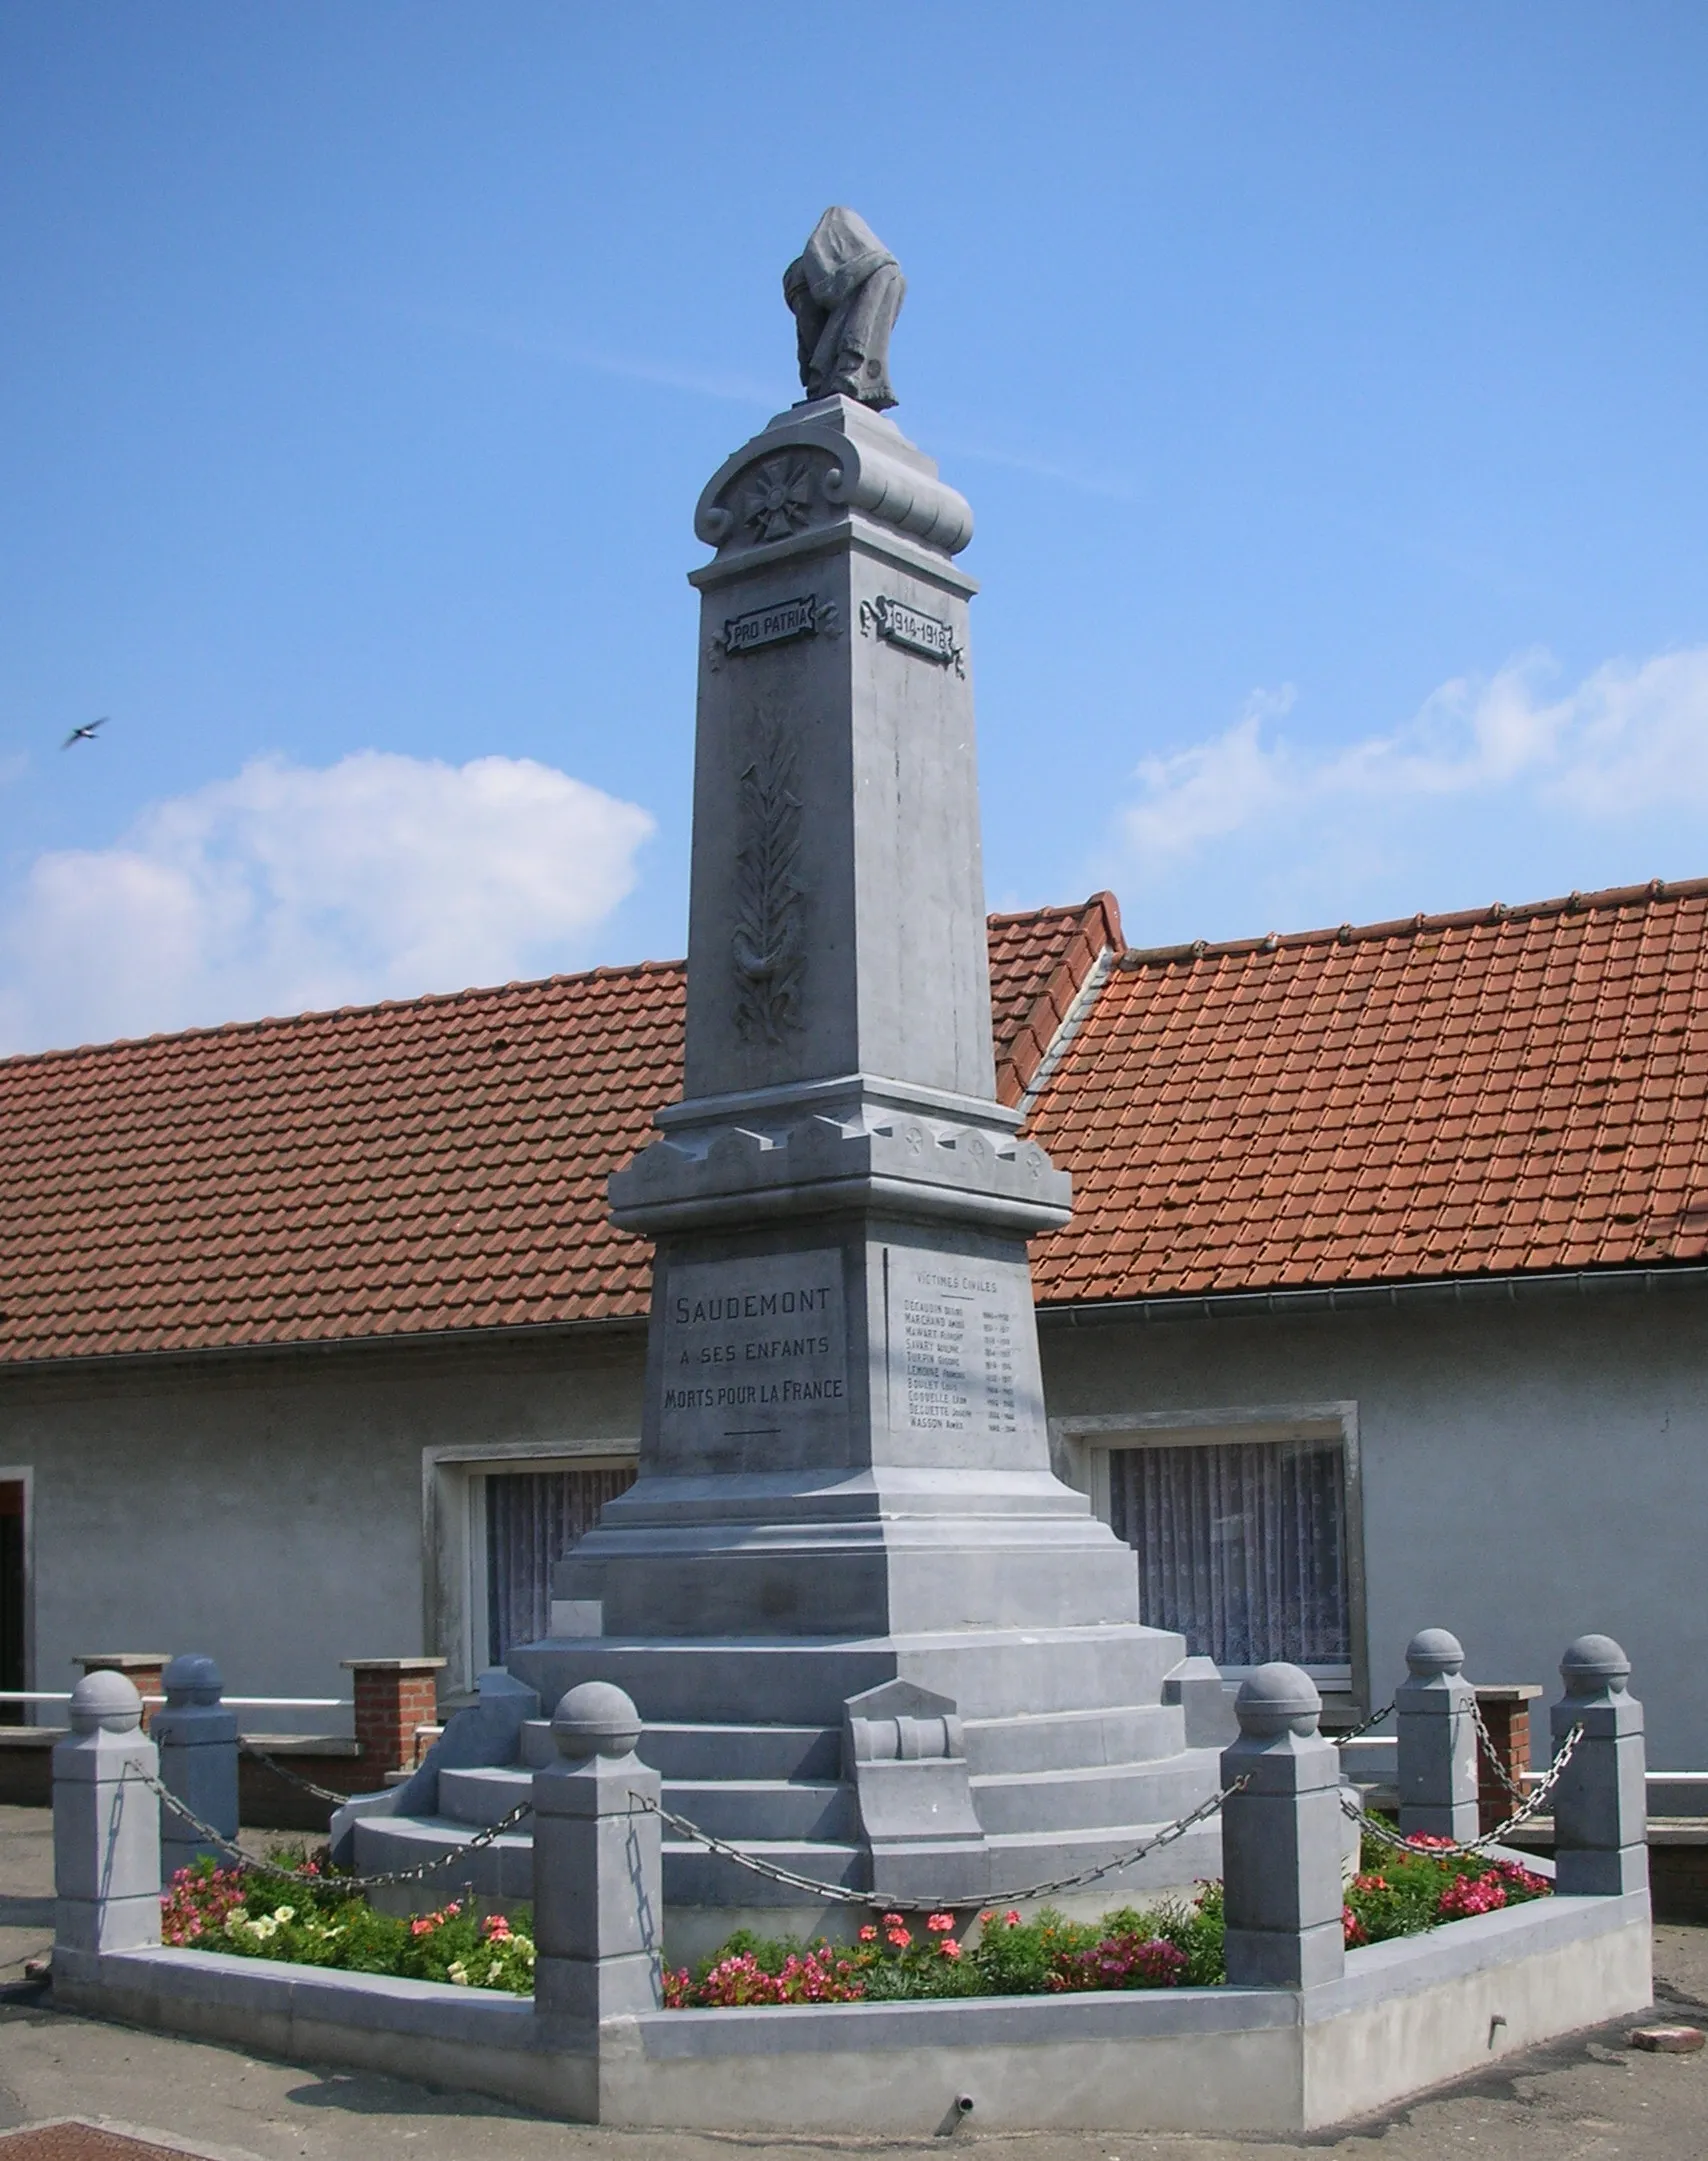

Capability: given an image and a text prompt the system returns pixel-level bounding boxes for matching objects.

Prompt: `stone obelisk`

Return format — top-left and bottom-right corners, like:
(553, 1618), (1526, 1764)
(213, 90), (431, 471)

(511, 213), (1221, 1910)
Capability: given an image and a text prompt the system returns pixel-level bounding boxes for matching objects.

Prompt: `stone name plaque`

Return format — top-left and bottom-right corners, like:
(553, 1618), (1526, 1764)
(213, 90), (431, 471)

(720, 594), (824, 657)
(659, 1248), (848, 1451)
(860, 594), (965, 674)
(885, 1248), (1033, 1441)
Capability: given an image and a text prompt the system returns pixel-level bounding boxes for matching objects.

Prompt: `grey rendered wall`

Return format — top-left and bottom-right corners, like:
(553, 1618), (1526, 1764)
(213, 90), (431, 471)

(1040, 1285), (1708, 1769)
(0, 1327), (647, 1706)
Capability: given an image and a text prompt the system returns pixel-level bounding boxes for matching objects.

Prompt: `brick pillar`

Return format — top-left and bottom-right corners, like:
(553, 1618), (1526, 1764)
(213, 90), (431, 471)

(1473, 1683), (1542, 1837)
(343, 1658), (446, 1780)
(74, 1654), (170, 1734)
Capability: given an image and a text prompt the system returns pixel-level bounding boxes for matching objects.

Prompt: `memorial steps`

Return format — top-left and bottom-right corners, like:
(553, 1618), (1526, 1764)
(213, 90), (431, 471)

(349, 1696), (1229, 1915)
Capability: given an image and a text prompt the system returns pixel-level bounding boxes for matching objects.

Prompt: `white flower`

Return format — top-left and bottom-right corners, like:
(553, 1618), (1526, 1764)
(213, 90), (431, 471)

(446, 1961), (470, 1986)
(273, 1906), (296, 1923)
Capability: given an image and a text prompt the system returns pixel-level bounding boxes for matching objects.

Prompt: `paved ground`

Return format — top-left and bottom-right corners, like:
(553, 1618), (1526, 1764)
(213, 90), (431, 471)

(2, 1806), (1704, 2160)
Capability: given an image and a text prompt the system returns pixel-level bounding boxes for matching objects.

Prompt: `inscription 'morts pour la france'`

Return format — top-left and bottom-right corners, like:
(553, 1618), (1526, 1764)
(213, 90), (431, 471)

(860, 594), (965, 675)
(721, 594), (824, 657)
(659, 1249), (849, 1451)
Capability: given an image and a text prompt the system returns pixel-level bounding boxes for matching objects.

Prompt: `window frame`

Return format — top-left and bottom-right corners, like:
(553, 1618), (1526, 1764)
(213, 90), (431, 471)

(421, 1441), (639, 1694)
(1050, 1402), (1369, 1714)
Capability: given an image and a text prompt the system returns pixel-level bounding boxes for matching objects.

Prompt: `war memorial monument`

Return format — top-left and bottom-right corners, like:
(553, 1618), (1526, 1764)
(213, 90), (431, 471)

(487, 204), (1232, 1920)
(49, 213), (1654, 2134)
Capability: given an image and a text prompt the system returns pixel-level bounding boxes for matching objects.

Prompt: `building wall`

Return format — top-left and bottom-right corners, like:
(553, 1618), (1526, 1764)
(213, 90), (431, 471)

(1040, 1282), (1708, 1768)
(0, 1326), (647, 1713)
(6, 1282), (1703, 1771)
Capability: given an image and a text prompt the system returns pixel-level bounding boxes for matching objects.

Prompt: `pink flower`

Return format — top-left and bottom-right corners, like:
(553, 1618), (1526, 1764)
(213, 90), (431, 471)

(881, 1912), (905, 1927)
(885, 1926), (912, 1950)
(938, 1938), (963, 1960)
(857, 1923), (877, 1942)
(1004, 1909), (1022, 1926)
(926, 1912), (956, 1933)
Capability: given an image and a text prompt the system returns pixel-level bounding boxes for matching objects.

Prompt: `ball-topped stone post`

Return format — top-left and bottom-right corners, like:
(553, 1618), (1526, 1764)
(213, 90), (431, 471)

(531, 1682), (662, 2026)
(153, 1653), (239, 1882)
(1550, 1634), (1646, 1897)
(1219, 1663), (1345, 1989)
(52, 1670), (162, 1962)
(1396, 1627), (1479, 1844)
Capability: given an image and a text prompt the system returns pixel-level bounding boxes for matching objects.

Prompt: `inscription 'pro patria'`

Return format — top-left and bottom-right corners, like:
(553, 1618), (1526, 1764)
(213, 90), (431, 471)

(659, 1249), (849, 1455)
(721, 595), (824, 657)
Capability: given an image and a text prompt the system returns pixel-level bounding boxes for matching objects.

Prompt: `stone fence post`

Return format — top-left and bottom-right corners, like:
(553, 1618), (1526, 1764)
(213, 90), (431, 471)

(1396, 1628), (1478, 1843)
(1551, 1634), (1646, 1897)
(73, 1653), (170, 1733)
(533, 1683), (662, 2023)
(154, 1653), (238, 1882)
(53, 1671), (162, 1957)
(1219, 1664), (1344, 1989)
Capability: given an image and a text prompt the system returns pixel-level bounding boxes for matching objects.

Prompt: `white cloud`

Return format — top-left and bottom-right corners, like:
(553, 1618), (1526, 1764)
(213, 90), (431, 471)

(0, 751), (654, 1053)
(1115, 646), (1708, 942)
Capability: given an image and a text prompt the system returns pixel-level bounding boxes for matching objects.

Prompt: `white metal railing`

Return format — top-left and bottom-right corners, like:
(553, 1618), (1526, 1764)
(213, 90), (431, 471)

(0, 1691), (354, 1703)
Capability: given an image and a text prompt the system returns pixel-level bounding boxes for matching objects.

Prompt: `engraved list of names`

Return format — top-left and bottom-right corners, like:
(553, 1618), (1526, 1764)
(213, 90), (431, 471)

(889, 1250), (1029, 1441)
(659, 1249), (848, 1453)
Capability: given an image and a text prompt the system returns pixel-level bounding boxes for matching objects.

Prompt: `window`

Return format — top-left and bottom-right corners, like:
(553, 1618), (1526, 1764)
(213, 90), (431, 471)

(1055, 1407), (1364, 1694)
(1106, 1437), (1348, 1671)
(483, 1464), (636, 1665)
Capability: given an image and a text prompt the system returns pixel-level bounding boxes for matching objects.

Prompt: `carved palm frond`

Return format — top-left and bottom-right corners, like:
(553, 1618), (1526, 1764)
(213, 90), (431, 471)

(732, 717), (805, 1044)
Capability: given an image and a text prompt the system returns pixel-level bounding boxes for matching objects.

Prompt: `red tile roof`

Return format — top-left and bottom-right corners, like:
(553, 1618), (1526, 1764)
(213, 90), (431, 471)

(0, 900), (1117, 1365)
(8, 875), (1705, 1366)
(1028, 878), (1708, 1305)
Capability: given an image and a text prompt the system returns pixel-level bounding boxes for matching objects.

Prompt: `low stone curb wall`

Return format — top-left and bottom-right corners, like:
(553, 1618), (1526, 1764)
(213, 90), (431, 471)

(52, 1890), (1650, 2133)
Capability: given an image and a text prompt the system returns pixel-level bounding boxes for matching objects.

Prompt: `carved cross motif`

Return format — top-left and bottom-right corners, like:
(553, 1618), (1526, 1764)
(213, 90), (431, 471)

(743, 457), (815, 544)
(732, 715), (805, 1043)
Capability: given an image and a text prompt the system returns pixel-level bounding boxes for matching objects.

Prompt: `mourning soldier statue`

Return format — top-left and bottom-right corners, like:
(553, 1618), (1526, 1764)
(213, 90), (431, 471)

(783, 207), (906, 411)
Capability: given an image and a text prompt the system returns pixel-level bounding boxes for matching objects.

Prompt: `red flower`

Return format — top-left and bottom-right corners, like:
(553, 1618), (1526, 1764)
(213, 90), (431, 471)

(857, 1923), (878, 1942)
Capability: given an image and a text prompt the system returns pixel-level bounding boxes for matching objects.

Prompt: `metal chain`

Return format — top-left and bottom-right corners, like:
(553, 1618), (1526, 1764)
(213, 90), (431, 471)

(1466, 1697), (1527, 1804)
(1333, 1700), (1396, 1746)
(1342, 1721), (1583, 1860)
(239, 1741), (362, 1807)
(631, 1777), (1247, 1911)
(137, 1765), (534, 1893)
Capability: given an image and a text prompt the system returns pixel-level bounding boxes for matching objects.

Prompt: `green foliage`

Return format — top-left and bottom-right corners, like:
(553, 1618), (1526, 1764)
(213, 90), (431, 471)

(161, 1861), (536, 1994)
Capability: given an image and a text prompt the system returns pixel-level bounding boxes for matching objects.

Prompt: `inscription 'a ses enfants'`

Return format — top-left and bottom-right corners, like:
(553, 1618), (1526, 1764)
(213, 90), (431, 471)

(660, 1260), (848, 1426)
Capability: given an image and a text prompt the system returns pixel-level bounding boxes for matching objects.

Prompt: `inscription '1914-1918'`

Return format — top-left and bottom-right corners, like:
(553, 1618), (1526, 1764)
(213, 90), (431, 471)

(859, 594), (966, 676)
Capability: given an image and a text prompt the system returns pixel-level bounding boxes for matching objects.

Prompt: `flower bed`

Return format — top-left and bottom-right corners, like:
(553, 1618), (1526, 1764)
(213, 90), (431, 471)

(665, 1837), (1552, 2008)
(156, 1832), (1546, 2006)
(161, 1857), (535, 1994)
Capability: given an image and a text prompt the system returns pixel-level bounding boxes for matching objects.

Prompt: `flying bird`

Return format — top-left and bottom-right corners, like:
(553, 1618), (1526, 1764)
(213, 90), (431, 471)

(62, 717), (109, 749)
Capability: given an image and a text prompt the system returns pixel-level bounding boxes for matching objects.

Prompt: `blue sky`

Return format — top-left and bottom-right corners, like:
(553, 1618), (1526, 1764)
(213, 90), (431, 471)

(3, 5), (1706, 1051)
